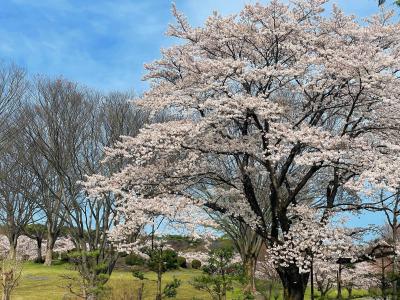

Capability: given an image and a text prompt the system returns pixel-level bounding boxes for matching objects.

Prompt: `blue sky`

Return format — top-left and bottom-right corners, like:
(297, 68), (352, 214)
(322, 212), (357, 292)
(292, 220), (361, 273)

(0, 0), (388, 93)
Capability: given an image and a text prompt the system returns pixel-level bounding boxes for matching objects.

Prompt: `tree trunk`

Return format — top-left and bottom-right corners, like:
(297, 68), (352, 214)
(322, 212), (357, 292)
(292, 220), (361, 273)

(137, 281), (144, 300)
(243, 255), (257, 294)
(84, 280), (98, 300)
(2, 289), (10, 300)
(347, 287), (352, 299)
(2, 269), (13, 300)
(337, 264), (342, 300)
(310, 257), (314, 300)
(36, 238), (43, 262)
(381, 255), (387, 300)
(44, 233), (55, 266)
(8, 241), (17, 260)
(156, 260), (162, 300)
(278, 266), (309, 300)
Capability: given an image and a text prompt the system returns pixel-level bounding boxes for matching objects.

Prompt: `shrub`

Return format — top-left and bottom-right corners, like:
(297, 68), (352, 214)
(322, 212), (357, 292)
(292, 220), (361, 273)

(125, 253), (145, 266)
(177, 256), (187, 268)
(163, 277), (181, 298)
(132, 270), (145, 280)
(191, 259), (201, 269)
(147, 248), (179, 273)
(163, 249), (179, 270)
(191, 247), (239, 300)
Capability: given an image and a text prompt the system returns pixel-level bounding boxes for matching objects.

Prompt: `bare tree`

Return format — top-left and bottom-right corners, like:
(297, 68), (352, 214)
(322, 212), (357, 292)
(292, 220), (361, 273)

(62, 91), (149, 300)
(24, 78), (88, 265)
(0, 63), (27, 155)
(0, 128), (37, 259)
(25, 78), (149, 299)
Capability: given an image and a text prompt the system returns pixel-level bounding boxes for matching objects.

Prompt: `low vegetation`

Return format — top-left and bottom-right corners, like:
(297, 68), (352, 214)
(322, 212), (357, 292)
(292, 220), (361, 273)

(0, 260), (378, 299)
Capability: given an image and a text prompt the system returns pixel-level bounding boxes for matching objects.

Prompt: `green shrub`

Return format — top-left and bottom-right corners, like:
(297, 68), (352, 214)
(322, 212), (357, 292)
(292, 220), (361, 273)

(162, 249), (179, 270)
(177, 256), (187, 268)
(163, 277), (181, 298)
(132, 270), (145, 280)
(125, 253), (145, 266)
(191, 247), (239, 300)
(147, 248), (179, 272)
(191, 259), (201, 269)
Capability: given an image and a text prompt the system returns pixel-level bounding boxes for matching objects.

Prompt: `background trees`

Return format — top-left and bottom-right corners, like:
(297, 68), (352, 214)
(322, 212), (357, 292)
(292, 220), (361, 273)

(0, 125), (38, 259)
(0, 67), (152, 299)
(0, 63), (27, 156)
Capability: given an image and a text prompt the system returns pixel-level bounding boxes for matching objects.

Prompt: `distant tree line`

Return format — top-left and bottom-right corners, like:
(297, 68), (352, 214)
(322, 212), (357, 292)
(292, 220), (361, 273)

(0, 61), (151, 299)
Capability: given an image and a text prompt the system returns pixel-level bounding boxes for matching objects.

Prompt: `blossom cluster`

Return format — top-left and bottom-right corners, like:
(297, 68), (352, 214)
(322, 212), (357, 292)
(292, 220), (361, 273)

(0, 235), (75, 260)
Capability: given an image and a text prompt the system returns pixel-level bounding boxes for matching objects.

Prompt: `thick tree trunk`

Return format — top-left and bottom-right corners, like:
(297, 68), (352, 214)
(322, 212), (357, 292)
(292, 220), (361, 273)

(243, 255), (257, 294)
(2, 289), (10, 300)
(8, 241), (17, 260)
(44, 233), (56, 266)
(278, 267), (309, 300)
(83, 277), (98, 300)
(44, 247), (53, 266)
(2, 269), (13, 300)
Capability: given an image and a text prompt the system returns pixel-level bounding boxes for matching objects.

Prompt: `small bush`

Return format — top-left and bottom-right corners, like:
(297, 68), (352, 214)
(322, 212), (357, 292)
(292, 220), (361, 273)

(177, 256), (187, 268)
(132, 270), (145, 280)
(125, 253), (145, 266)
(191, 259), (201, 269)
(163, 277), (181, 298)
(163, 249), (179, 270)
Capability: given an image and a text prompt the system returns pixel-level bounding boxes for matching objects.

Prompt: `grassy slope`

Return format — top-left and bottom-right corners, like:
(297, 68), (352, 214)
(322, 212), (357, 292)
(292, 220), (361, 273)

(9, 262), (370, 300)
(10, 262), (229, 300)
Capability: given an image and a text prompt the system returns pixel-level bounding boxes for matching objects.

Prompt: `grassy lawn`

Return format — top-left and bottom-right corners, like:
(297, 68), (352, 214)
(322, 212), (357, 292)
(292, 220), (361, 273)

(7, 262), (373, 299)
(9, 262), (243, 300)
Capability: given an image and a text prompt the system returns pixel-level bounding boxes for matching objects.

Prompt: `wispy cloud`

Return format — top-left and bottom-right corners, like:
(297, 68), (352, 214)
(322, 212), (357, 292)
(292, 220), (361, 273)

(0, 0), (392, 92)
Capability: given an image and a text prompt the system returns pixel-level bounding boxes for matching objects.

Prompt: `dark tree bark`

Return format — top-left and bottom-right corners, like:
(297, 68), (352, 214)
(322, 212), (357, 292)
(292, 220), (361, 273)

(278, 267), (309, 300)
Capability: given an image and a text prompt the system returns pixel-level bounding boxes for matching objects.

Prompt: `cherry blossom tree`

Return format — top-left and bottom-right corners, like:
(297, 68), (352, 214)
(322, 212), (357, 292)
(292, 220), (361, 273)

(178, 251), (209, 266)
(313, 259), (336, 299)
(86, 0), (400, 298)
(341, 262), (380, 298)
(204, 158), (269, 294)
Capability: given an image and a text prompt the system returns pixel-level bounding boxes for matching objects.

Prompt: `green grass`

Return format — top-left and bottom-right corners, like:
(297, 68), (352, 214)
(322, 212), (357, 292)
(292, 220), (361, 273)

(255, 280), (370, 300)
(6, 262), (373, 299)
(8, 262), (245, 300)
(12, 261), (78, 300)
